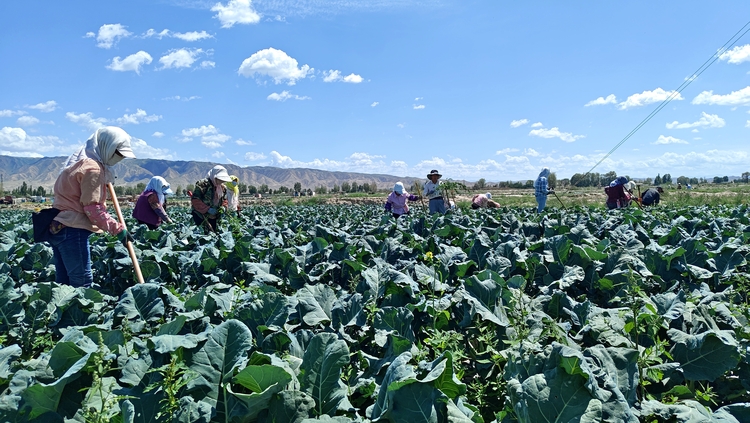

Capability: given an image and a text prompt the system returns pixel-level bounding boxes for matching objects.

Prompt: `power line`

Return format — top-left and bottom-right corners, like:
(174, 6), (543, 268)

(578, 19), (750, 182)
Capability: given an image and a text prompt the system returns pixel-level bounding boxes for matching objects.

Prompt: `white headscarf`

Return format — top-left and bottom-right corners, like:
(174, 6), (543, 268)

(534, 167), (550, 188)
(145, 176), (172, 204)
(62, 126), (136, 183)
(207, 165), (231, 205)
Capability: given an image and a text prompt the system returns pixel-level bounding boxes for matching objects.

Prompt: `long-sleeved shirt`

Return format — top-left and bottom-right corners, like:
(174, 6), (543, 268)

(534, 177), (550, 197)
(641, 188), (661, 206)
(191, 177), (226, 214)
(132, 190), (169, 226)
(52, 158), (123, 234)
(386, 191), (418, 215)
(423, 180), (442, 200)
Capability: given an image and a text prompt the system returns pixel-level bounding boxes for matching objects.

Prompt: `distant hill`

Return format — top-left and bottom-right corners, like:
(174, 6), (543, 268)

(0, 155), (423, 192)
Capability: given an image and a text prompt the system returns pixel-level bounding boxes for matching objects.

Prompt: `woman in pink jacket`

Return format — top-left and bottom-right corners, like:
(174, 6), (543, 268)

(50, 126), (136, 287)
(385, 182), (420, 218)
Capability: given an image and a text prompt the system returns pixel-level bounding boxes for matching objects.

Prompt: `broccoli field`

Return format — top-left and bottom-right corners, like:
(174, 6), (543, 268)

(2, 204), (750, 423)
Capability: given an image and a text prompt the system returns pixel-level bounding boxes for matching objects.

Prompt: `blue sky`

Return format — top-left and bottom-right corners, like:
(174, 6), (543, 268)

(2, 1), (750, 181)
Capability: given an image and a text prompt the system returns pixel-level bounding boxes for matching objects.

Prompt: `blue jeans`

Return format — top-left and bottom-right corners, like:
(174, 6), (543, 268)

(536, 194), (547, 213)
(429, 198), (446, 215)
(48, 226), (93, 287)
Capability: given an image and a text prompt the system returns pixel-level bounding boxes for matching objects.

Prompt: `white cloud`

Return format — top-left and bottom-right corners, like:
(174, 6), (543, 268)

(0, 126), (64, 156)
(691, 129), (699, 133)
(115, 109), (162, 125)
(323, 70), (342, 82)
(415, 97), (423, 101)
(665, 112), (725, 129)
(692, 86), (750, 106)
(531, 122), (543, 128)
(524, 148), (540, 157)
(159, 48), (207, 70)
(343, 73), (363, 83)
(27, 101), (57, 112)
(654, 135), (688, 145)
(585, 94), (617, 107)
(510, 119), (528, 128)
(323, 70), (364, 83)
(618, 88), (683, 110)
(202, 134), (232, 148)
(182, 125), (219, 137)
(529, 127), (584, 143)
(496, 148), (519, 154)
(371, 102), (379, 107)
(86, 24), (132, 49)
(238, 47), (312, 85)
(142, 29), (171, 39)
(413, 104), (425, 110)
(173, 30), (213, 41)
(719, 45), (750, 64)
(244, 152), (266, 161)
(17, 116), (39, 127)
(200, 61), (216, 69)
(746, 120), (750, 128)
(66, 112), (108, 131)
(163, 95), (201, 101)
(0, 110), (26, 118)
(153, 132), (165, 138)
(212, 0), (261, 28)
(235, 139), (255, 145)
(267, 91), (310, 101)
(106, 51), (153, 74)
(129, 137), (176, 160)
(212, 151), (225, 158)
(180, 125), (231, 148)
(397, 123), (405, 128)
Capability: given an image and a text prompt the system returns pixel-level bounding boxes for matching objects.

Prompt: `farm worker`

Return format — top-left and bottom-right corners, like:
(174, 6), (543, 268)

(533, 168), (554, 213)
(191, 165), (232, 232)
(132, 176), (174, 229)
(225, 175), (242, 218)
(49, 126), (136, 287)
(605, 176), (631, 209)
(423, 169), (446, 215)
(385, 182), (420, 218)
(471, 192), (500, 209)
(640, 187), (664, 206)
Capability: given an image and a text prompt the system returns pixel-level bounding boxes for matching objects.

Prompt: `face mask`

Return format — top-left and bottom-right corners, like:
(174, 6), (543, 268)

(109, 153), (124, 165)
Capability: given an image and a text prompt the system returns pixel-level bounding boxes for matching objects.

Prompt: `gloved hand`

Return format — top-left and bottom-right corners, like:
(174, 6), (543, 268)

(117, 229), (134, 246)
(166, 217), (174, 224)
(208, 207), (218, 216)
(384, 202), (392, 212)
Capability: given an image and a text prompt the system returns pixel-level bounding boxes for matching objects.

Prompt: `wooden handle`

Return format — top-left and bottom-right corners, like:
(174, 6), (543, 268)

(107, 183), (144, 284)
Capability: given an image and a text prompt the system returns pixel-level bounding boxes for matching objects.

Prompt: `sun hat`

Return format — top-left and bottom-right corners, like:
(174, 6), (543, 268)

(485, 192), (492, 199)
(208, 165), (232, 182)
(427, 169), (442, 179)
(393, 182), (404, 194)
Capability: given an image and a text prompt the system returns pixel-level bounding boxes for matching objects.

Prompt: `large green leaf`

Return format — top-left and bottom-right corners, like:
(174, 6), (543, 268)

(188, 319), (254, 405)
(0, 345), (21, 380)
(21, 352), (90, 419)
(227, 364), (293, 422)
(299, 333), (350, 416)
(114, 283), (165, 332)
(668, 329), (740, 381)
(296, 284), (336, 327)
(374, 306), (414, 347)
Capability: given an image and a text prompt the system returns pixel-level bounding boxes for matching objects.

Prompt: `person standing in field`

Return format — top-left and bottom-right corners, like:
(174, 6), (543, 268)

(385, 182), (420, 218)
(640, 186), (664, 206)
(132, 176), (174, 230)
(471, 192), (500, 209)
(225, 175), (242, 218)
(534, 168), (554, 213)
(605, 176), (631, 209)
(191, 165), (232, 232)
(49, 126), (136, 287)
(423, 169), (446, 215)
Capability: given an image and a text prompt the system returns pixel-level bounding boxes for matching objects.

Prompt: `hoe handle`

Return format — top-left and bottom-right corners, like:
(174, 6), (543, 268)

(108, 183), (144, 284)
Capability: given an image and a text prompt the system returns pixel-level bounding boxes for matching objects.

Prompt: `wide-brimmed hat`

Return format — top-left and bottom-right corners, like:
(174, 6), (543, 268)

(393, 182), (405, 194)
(427, 169), (442, 179)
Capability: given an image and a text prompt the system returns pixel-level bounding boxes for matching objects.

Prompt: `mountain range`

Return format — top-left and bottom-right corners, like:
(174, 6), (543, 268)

(0, 155), (423, 192)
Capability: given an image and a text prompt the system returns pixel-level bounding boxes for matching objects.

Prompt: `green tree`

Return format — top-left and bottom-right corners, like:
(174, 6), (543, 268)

(238, 183), (247, 194)
(247, 185), (258, 194)
(742, 172), (749, 183)
(662, 173), (672, 184)
(713, 176), (723, 184)
(473, 178), (486, 190)
(294, 182), (302, 193)
(547, 172), (557, 189)
(676, 176), (689, 186)
(654, 174), (662, 185)
(331, 184), (340, 193)
(341, 182), (351, 192)
(259, 184), (269, 194)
